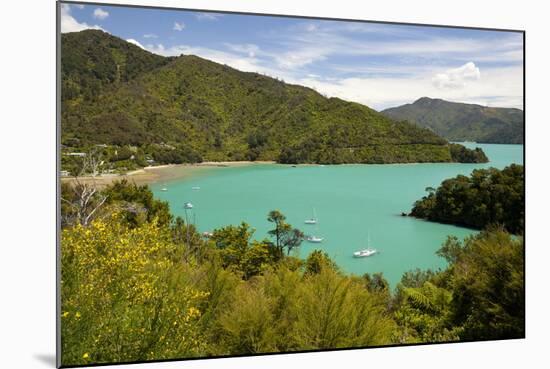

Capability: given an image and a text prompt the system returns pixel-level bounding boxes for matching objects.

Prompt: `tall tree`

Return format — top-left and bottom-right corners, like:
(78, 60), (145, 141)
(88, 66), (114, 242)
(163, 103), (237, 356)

(267, 210), (304, 257)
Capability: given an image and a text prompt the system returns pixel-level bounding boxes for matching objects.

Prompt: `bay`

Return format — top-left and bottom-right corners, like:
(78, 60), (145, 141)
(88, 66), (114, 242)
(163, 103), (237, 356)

(151, 143), (523, 287)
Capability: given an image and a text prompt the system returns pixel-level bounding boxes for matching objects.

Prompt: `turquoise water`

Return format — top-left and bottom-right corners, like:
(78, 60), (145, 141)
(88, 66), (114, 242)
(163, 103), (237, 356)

(151, 143), (523, 287)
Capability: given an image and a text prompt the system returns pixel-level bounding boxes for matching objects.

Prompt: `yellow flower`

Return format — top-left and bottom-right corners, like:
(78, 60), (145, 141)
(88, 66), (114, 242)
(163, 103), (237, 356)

(75, 312), (81, 318)
(187, 307), (201, 318)
(62, 311), (69, 318)
(82, 353), (89, 359)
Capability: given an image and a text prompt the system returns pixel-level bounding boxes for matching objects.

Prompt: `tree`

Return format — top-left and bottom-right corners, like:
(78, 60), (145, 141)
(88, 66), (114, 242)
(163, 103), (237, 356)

(439, 228), (524, 340)
(281, 228), (305, 255)
(392, 281), (459, 344)
(267, 210), (304, 257)
(410, 164), (524, 234)
(304, 250), (338, 275)
(171, 216), (202, 262)
(267, 210), (287, 252)
(60, 150), (107, 227)
(363, 272), (390, 294)
(210, 223), (276, 279)
(102, 180), (172, 227)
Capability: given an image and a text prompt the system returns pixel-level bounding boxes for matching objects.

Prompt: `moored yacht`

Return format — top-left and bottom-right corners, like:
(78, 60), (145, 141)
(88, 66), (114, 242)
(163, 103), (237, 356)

(353, 248), (377, 258)
(304, 208), (318, 224)
(306, 235), (324, 243)
(353, 233), (378, 257)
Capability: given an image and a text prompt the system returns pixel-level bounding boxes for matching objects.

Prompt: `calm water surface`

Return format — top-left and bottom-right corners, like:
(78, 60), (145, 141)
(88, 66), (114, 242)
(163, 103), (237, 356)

(152, 143), (523, 287)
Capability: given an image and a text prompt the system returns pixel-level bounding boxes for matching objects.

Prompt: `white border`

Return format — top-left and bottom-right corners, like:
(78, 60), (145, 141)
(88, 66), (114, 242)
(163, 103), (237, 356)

(1, 1), (548, 368)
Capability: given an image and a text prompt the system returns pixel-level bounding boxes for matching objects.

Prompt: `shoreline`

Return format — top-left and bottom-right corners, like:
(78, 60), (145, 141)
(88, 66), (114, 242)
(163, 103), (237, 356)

(60, 161), (276, 187)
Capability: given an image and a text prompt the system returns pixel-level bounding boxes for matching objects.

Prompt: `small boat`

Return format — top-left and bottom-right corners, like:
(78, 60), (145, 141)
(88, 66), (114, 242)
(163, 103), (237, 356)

(306, 235), (324, 243)
(353, 233), (377, 258)
(161, 187), (168, 191)
(353, 248), (377, 258)
(304, 207), (318, 225)
(184, 202), (194, 209)
(192, 186), (201, 190)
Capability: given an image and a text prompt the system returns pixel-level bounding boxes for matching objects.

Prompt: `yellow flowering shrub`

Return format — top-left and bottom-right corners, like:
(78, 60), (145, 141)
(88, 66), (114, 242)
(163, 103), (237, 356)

(61, 213), (209, 366)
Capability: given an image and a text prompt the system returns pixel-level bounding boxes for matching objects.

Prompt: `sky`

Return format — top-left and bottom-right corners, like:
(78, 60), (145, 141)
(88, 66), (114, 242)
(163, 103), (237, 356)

(60, 2), (524, 111)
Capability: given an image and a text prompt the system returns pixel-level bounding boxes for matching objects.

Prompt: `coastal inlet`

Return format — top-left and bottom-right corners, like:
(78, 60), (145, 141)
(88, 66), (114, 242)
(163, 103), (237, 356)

(152, 143), (523, 287)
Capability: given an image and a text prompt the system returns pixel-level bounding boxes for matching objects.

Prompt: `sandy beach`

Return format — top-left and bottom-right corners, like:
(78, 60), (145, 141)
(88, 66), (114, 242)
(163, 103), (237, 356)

(61, 161), (276, 187)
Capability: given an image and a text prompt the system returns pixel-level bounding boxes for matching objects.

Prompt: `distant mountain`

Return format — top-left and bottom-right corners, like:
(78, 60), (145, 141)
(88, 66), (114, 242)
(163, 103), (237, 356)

(382, 97), (523, 144)
(61, 31), (488, 165)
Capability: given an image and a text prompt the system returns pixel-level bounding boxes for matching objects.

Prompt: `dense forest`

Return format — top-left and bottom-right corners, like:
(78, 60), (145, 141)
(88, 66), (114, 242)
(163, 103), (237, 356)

(61, 30), (487, 169)
(410, 164), (524, 234)
(382, 97), (524, 144)
(60, 180), (524, 366)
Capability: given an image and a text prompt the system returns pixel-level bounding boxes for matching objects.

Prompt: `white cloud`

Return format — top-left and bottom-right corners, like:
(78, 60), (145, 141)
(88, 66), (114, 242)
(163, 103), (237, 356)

(222, 41), (327, 71)
(60, 4), (104, 33)
(195, 13), (223, 21)
(173, 22), (185, 31)
(306, 24), (318, 32)
(224, 43), (260, 58)
(73, 4), (85, 9)
(276, 28), (523, 68)
(93, 8), (109, 20)
(143, 33), (158, 39)
(291, 65), (522, 110)
(432, 62), (481, 89)
(144, 38), (521, 110)
(127, 39), (145, 50)
(276, 48), (328, 69)
(131, 18), (522, 111)
(146, 44), (263, 72)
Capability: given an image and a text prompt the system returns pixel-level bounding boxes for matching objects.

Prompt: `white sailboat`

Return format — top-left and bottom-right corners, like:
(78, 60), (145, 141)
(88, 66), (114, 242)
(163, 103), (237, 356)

(306, 235), (324, 243)
(306, 216), (323, 243)
(304, 208), (318, 224)
(161, 183), (168, 191)
(183, 202), (194, 209)
(353, 233), (378, 258)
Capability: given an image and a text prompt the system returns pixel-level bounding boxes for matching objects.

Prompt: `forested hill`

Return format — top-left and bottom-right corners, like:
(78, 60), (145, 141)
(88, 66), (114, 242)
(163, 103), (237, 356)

(410, 164), (524, 234)
(61, 30), (174, 102)
(61, 30), (487, 165)
(382, 97), (524, 144)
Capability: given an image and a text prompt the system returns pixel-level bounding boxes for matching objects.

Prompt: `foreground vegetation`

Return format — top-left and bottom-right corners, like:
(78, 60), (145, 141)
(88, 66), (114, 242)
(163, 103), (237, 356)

(410, 164), (524, 234)
(61, 180), (524, 366)
(61, 30), (487, 169)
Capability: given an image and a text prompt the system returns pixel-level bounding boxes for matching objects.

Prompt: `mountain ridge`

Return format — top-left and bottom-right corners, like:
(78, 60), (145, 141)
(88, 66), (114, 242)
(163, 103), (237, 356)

(61, 30), (488, 166)
(382, 97), (523, 144)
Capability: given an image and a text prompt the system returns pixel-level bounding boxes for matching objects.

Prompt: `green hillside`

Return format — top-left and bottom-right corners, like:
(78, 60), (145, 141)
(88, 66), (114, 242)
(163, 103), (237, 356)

(410, 164), (524, 234)
(61, 30), (488, 167)
(61, 30), (174, 102)
(382, 97), (523, 144)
